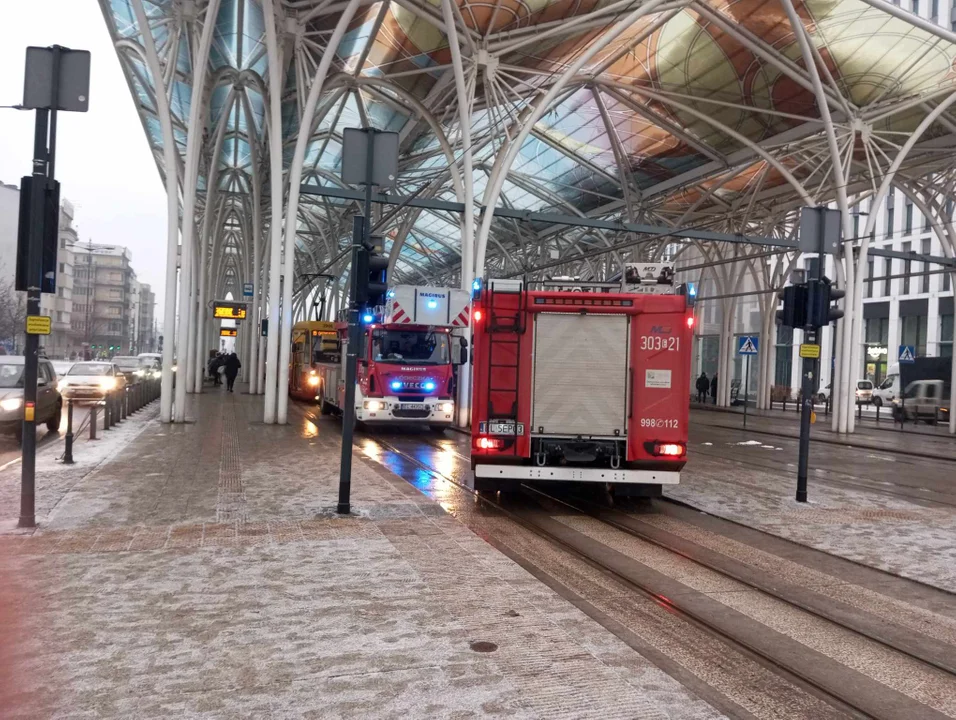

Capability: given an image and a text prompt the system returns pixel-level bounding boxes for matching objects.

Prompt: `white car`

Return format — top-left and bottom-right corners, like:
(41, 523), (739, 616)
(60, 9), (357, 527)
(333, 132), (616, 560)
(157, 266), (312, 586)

(58, 361), (128, 401)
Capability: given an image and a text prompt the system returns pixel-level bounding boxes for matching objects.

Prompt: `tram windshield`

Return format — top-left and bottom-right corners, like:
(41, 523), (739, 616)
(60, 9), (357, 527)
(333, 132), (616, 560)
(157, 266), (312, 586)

(372, 330), (450, 365)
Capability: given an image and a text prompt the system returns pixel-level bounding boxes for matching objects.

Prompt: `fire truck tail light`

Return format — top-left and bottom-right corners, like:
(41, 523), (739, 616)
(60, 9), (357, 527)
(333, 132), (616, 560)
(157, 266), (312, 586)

(477, 436), (503, 450)
(686, 315), (695, 329)
(473, 310), (482, 322)
(654, 442), (685, 457)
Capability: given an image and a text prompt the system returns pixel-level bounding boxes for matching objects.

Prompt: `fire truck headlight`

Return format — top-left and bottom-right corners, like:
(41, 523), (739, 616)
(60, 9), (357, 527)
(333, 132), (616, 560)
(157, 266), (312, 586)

(308, 375), (320, 387)
(364, 400), (386, 411)
(423, 381), (436, 392)
(438, 402), (454, 413)
(390, 380), (402, 391)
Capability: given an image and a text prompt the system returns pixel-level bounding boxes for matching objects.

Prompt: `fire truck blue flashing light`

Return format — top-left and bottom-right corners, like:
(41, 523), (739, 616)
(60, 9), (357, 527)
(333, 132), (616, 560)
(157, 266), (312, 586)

(386, 290), (395, 299)
(472, 278), (482, 299)
(362, 313), (374, 323)
(688, 282), (697, 297)
(423, 381), (436, 391)
(390, 380), (402, 391)
(426, 299), (438, 309)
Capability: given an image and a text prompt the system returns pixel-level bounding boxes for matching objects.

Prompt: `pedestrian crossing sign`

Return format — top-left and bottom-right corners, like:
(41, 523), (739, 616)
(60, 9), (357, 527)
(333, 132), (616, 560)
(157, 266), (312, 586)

(737, 336), (759, 355)
(898, 345), (916, 364)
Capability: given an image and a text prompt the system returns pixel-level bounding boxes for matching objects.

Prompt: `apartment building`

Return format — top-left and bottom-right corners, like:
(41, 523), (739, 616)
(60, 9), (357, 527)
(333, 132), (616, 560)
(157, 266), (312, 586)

(70, 242), (136, 357)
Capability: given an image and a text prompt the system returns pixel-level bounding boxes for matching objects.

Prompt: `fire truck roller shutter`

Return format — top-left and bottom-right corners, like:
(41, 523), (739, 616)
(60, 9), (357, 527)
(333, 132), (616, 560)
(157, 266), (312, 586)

(532, 313), (629, 437)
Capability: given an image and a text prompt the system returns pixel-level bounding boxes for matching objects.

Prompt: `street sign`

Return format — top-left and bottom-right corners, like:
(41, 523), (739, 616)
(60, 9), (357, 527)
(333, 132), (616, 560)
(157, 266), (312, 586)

(899, 345), (916, 364)
(737, 336), (759, 355)
(799, 343), (821, 359)
(25, 315), (51, 335)
(242, 282), (253, 297)
(220, 328), (237, 338)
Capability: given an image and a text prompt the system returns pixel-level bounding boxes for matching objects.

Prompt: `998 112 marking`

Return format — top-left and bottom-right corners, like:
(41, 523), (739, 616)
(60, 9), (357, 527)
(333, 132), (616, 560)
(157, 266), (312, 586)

(640, 418), (679, 429)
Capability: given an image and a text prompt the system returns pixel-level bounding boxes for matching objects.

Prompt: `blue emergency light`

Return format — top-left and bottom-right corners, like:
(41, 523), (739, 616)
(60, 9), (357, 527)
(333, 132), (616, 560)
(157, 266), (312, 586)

(362, 313), (374, 323)
(426, 299), (438, 309)
(423, 381), (436, 392)
(390, 380), (402, 391)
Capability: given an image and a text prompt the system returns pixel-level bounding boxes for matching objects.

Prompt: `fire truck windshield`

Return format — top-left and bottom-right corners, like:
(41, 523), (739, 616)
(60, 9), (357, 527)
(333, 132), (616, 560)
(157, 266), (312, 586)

(372, 330), (450, 365)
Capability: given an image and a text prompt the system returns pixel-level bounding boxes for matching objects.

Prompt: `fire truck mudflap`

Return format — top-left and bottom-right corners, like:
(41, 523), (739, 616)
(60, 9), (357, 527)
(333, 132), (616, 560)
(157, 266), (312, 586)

(471, 280), (692, 495)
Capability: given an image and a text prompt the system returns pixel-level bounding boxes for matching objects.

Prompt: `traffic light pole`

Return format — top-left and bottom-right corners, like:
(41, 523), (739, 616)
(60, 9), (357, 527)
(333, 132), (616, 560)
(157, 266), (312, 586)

(337, 215), (366, 515)
(796, 327), (816, 503)
(19, 105), (52, 529)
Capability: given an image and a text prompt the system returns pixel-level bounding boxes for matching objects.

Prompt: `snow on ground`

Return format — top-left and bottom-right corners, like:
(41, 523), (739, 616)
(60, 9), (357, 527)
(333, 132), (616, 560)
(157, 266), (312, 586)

(0, 405), (159, 532)
(671, 453), (956, 592)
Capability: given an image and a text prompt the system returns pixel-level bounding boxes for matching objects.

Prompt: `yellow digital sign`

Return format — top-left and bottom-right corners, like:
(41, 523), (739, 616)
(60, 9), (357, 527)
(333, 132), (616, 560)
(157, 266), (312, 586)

(213, 302), (247, 320)
(220, 328), (238, 337)
(26, 315), (52, 335)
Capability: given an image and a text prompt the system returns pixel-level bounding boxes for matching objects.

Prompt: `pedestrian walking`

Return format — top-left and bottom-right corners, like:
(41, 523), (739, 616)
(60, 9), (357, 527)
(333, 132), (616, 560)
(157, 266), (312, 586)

(695, 372), (709, 403)
(710, 373), (718, 405)
(224, 352), (241, 392)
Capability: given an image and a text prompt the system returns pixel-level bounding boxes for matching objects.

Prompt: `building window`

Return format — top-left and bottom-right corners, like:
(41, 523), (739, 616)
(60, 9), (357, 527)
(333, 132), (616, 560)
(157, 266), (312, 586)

(775, 325), (793, 388)
(58, 262), (65, 273)
(921, 238), (931, 293)
(109, 289), (121, 299)
(923, 211), (931, 232)
(108, 307), (121, 316)
(945, 270), (952, 292)
(884, 257), (892, 296)
(942, 313), (954, 357)
(901, 314), (928, 357)
(931, 0), (939, 16)
(902, 242), (912, 294)
(866, 260), (874, 298)
(904, 202), (913, 234)
(912, 0), (919, 12)
(864, 317), (890, 383)
(886, 207), (894, 237)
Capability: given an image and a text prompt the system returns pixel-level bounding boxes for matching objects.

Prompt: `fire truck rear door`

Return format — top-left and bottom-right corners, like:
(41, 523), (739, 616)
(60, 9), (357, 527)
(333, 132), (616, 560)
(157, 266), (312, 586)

(531, 313), (628, 436)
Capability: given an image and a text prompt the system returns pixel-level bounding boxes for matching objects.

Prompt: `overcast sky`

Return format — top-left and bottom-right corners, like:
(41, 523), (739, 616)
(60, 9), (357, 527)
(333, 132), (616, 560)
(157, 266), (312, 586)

(0, 1), (169, 314)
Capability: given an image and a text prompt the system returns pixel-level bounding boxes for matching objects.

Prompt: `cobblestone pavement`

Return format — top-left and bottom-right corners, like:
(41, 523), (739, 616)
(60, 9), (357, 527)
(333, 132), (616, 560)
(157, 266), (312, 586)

(0, 388), (722, 719)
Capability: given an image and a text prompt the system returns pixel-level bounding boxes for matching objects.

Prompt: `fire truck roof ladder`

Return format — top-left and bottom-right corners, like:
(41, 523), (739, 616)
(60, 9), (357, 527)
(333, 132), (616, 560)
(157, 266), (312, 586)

(486, 282), (527, 452)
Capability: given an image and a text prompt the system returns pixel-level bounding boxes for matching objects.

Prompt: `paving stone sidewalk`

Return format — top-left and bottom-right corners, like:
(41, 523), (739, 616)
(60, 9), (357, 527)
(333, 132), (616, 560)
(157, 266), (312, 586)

(0, 388), (721, 719)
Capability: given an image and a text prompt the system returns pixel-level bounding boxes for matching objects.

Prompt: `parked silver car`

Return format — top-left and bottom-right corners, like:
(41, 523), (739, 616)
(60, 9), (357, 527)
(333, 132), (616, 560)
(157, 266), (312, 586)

(0, 357), (63, 442)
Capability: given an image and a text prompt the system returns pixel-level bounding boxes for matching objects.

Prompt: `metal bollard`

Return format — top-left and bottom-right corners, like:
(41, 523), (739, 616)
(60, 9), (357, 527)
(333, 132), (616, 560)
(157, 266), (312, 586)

(121, 388), (128, 420)
(876, 404), (880, 423)
(64, 399), (74, 464)
(858, 402), (863, 421)
(104, 392), (112, 430)
(90, 404), (98, 440)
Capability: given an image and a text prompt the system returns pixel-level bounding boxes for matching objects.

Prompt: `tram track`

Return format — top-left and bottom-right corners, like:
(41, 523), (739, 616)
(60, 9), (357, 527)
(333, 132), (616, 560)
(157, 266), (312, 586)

(356, 429), (956, 720)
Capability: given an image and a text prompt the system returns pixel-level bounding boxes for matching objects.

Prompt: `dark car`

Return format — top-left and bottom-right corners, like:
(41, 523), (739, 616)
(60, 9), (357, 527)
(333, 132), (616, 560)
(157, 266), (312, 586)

(0, 357), (62, 442)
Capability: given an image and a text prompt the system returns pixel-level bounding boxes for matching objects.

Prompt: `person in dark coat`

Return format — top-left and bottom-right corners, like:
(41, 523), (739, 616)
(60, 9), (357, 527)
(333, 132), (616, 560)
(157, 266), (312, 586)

(695, 372), (709, 403)
(208, 353), (223, 385)
(710, 373), (718, 404)
(223, 352), (241, 392)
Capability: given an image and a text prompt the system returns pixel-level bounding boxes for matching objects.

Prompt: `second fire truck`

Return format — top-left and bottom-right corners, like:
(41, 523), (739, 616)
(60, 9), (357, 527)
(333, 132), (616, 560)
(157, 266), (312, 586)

(308, 285), (470, 428)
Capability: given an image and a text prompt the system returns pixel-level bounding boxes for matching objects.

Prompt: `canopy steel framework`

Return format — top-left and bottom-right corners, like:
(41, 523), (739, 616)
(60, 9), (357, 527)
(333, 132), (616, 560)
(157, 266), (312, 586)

(99, 0), (956, 432)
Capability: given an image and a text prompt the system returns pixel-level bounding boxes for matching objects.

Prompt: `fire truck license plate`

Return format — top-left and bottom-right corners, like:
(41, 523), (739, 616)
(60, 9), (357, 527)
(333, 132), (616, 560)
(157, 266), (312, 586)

(399, 403), (426, 411)
(488, 422), (524, 435)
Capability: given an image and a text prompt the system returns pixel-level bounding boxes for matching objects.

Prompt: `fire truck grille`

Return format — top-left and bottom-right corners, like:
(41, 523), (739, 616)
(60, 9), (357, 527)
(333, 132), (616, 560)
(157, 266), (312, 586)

(393, 408), (431, 419)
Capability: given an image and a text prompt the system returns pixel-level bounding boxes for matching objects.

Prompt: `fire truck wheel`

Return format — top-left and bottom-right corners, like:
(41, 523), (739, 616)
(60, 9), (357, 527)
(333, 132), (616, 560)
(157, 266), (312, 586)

(316, 391), (327, 415)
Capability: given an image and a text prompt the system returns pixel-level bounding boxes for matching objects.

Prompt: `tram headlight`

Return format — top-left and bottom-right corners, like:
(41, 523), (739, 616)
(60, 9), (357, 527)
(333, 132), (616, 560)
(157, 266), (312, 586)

(308, 375), (320, 387)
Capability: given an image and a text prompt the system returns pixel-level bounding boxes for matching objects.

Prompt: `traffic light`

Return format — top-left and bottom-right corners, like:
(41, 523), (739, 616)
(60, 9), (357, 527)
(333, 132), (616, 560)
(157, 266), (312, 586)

(776, 283), (807, 329)
(807, 276), (844, 328)
(354, 236), (388, 310)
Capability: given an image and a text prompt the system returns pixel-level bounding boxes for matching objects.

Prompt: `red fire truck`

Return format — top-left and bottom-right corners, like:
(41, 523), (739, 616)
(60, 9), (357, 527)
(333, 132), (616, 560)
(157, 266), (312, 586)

(470, 278), (694, 497)
(312, 285), (470, 428)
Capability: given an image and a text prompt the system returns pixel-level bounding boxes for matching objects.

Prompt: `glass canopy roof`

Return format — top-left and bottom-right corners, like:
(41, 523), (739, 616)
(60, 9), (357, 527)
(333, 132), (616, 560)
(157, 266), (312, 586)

(101, 0), (956, 289)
